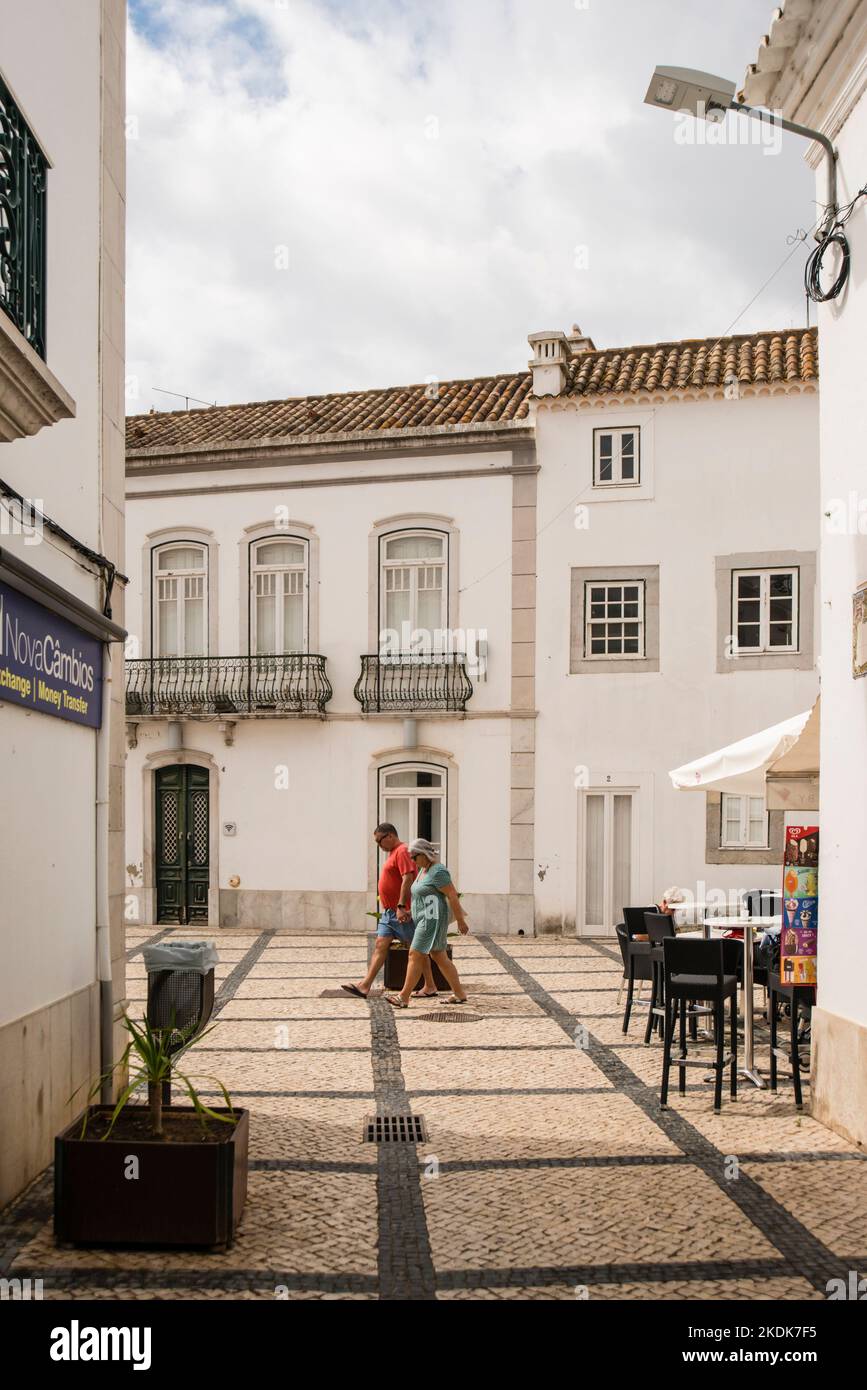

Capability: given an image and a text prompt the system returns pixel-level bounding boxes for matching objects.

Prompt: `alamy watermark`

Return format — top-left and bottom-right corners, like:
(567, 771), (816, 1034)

(0, 495), (43, 546)
(674, 104), (783, 157)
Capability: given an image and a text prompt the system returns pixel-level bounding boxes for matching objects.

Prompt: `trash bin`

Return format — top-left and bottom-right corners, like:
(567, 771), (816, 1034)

(143, 941), (218, 1101)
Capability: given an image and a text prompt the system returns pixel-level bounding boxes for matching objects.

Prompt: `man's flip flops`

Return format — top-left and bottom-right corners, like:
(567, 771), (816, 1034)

(341, 984), (367, 999)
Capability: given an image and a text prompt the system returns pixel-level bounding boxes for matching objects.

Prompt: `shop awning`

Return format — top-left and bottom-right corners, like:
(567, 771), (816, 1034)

(765, 698), (820, 810)
(669, 703), (817, 799)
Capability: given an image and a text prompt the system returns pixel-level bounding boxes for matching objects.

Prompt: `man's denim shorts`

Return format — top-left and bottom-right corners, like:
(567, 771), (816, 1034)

(377, 908), (414, 944)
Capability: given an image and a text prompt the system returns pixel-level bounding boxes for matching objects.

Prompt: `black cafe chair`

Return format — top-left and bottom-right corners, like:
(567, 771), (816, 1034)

(623, 905), (659, 939)
(615, 921), (652, 1034)
(643, 913), (676, 1044)
(660, 937), (738, 1114)
(644, 912), (715, 1046)
(743, 889), (783, 920)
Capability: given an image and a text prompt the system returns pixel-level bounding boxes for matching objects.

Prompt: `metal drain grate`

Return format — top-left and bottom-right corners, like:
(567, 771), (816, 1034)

(364, 1113), (427, 1144)
(419, 1010), (483, 1023)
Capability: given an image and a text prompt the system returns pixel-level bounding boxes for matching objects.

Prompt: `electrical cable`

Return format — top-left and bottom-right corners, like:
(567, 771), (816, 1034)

(0, 483), (129, 620)
(805, 182), (867, 303)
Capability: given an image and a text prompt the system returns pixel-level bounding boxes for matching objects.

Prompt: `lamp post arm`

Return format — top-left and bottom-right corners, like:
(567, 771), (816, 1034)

(730, 100), (837, 231)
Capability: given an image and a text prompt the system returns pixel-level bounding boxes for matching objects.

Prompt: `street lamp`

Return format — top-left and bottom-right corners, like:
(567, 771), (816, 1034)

(644, 64), (837, 234)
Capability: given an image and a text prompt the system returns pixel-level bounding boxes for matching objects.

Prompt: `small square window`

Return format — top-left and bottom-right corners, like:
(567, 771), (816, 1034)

(720, 794), (769, 849)
(593, 428), (641, 488)
(584, 580), (646, 659)
(732, 569), (799, 655)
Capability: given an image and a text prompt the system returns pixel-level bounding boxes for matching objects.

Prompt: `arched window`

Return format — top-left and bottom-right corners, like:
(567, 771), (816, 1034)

(379, 763), (447, 857)
(379, 530), (447, 651)
(251, 538), (308, 654)
(153, 543), (207, 657)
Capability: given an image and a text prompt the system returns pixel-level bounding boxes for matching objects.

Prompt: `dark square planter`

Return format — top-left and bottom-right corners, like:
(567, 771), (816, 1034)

(54, 1105), (249, 1250)
(383, 942), (453, 991)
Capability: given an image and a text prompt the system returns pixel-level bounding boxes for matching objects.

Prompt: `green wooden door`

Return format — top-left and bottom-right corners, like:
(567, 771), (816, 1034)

(155, 765), (210, 923)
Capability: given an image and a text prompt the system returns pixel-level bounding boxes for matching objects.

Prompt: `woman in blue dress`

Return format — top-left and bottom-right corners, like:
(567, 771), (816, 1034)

(385, 838), (470, 1008)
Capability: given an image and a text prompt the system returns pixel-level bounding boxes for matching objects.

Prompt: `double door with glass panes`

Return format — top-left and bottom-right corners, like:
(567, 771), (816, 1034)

(580, 789), (636, 936)
(155, 766), (210, 924)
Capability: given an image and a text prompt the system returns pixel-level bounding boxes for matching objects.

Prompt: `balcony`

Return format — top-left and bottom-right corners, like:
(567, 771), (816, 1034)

(354, 653), (474, 713)
(126, 655), (333, 717)
(0, 71), (74, 440)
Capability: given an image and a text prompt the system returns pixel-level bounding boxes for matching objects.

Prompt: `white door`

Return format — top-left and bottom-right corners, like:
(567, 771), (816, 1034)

(579, 789), (636, 936)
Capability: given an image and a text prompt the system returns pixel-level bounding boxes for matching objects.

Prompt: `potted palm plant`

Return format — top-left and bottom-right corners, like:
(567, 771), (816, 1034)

(54, 1012), (248, 1250)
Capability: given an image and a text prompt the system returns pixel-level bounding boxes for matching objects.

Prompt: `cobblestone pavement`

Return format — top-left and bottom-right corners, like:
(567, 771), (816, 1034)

(2, 928), (866, 1301)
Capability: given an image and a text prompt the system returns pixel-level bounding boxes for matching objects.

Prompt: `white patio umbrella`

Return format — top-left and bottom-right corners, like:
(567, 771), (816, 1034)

(669, 705), (815, 796)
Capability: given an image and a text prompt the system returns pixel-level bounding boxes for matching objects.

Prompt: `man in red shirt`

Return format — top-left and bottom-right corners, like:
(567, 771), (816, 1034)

(341, 823), (437, 998)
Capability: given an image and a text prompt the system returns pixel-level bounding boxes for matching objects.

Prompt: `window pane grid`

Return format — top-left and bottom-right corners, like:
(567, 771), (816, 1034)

(585, 581), (645, 657)
(721, 794), (769, 849)
(380, 534), (447, 647)
(153, 546), (207, 658)
(733, 568), (798, 655)
(252, 538), (308, 655)
(594, 428), (640, 487)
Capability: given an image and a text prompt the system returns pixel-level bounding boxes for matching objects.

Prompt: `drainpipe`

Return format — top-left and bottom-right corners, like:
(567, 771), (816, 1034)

(402, 718), (417, 750)
(96, 649), (114, 1104)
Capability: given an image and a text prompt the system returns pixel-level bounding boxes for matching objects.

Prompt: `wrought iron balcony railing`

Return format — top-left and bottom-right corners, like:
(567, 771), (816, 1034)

(0, 71), (48, 357)
(126, 655), (333, 716)
(354, 653), (474, 713)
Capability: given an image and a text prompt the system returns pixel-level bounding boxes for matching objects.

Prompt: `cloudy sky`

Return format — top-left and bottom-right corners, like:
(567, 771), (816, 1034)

(126, 0), (818, 414)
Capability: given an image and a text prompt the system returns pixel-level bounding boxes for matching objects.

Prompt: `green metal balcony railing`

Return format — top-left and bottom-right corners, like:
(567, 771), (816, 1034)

(126, 655), (333, 716)
(0, 71), (48, 357)
(354, 653), (474, 713)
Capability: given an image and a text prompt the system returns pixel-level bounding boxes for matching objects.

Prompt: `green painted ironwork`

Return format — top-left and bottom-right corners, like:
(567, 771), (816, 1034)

(155, 765), (210, 924)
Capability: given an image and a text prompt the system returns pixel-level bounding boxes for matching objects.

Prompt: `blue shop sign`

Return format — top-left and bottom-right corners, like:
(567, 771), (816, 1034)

(0, 579), (103, 728)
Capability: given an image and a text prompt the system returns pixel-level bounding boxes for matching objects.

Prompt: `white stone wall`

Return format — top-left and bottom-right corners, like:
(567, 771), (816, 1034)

(0, 0), (107, 1026)
(813, 82), (867, 1127)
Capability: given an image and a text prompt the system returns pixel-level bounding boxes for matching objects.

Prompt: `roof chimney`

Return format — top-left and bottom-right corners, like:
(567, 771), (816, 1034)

(528, 330), (572, 397)
(567, 324), (596, 355)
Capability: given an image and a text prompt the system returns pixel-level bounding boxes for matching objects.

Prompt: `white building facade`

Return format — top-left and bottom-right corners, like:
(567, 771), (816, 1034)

(124, 379), (537, 935)
(530, 328), (820, 934)
(125, 326), (819, 943)
(742, 0), (867, 1146)
(0, 0), (127, 1207)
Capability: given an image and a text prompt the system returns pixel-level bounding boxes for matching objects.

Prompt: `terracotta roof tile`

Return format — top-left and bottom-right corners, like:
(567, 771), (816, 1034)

(126, 372), (534, 454)
(126, 329), (818, 456)
(565, 329), (817, 399)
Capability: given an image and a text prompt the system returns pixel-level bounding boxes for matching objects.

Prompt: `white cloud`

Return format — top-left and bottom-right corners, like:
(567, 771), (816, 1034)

(126, 0), (816, 414)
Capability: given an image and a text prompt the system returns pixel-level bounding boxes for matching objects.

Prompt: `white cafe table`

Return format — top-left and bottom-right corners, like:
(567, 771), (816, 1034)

(678, 915), (779, 1089)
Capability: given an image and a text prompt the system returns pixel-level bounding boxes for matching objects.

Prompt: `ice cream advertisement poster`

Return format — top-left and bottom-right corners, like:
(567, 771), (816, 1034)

(781, 826), (819, 985)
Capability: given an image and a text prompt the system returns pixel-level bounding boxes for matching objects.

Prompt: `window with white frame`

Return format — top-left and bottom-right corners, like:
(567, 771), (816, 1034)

(379, 764), (446, 857)
(251, 538), (308, 654)
(732, 568), (798, 654)
(380, 531), (447, 650)
(720, 794), (769, 849)
(153, 544), (207, 657)
(594, 428), (640, 487)
(585, 579), (645, 658)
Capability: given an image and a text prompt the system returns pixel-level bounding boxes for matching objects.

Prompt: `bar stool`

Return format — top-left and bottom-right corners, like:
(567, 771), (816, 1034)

(768, 972), (816, 1110)
(644, 913), (675, 1044)
(643, 913), (713, 1046)
(615, 924), (652, 1033)
(660, 937), (738, 1113)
